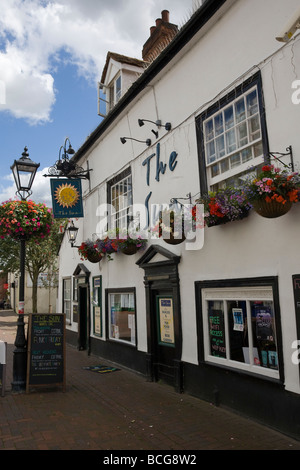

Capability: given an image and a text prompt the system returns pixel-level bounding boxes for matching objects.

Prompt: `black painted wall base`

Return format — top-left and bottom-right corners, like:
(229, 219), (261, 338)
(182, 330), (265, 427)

(183, 362), (300, 440)
(66, 329), (300, 440)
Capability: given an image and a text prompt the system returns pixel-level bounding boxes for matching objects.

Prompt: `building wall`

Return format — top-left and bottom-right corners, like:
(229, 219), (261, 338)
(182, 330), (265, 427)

(58, 0), (300, 436)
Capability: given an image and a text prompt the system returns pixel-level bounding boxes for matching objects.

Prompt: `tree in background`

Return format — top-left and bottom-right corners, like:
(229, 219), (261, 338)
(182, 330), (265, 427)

(0, 200), (66, 313)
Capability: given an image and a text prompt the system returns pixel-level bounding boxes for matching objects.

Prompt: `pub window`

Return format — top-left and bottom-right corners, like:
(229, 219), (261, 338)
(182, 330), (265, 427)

(196, 72), (269, 193)
(197, 278), (282, 380)
(63, 278), (71, 324)
(107, 167), (132, 230)
(106, 288), (136, 346)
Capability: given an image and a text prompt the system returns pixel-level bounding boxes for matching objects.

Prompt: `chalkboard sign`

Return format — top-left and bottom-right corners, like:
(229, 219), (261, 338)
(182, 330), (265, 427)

(26, 314), (66, 393)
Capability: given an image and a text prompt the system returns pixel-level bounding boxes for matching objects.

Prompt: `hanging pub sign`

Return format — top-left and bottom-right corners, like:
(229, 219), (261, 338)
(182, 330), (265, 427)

(50, 178), (84, 218)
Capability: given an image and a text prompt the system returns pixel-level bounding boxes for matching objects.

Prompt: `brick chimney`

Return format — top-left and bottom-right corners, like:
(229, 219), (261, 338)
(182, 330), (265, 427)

(142, 10), (178, 63)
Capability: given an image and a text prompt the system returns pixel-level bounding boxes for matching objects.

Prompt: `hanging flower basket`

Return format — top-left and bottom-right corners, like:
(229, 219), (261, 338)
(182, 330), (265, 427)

(153, 208), (187, 245)
(116, 228), (148, 255)
(78, 240), (102, 262)
(244, 164), (300, 219)
(87, 252), (103, 263)
(0, 199), (53, 241)
(121, 244), (138, 255)
(163, 232), (186, 245)
(251, 199), (293, 218)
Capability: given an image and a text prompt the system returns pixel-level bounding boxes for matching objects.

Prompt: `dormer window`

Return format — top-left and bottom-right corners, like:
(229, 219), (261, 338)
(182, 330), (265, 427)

(98, 52), (147, 117)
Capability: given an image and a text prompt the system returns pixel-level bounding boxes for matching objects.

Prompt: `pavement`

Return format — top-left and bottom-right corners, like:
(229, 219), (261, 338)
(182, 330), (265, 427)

(1, 310), (300, 453)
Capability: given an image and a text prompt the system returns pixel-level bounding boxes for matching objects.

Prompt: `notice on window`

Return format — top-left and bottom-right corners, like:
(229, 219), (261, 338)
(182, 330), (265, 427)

(209, 309), (226, 358)
(94, 307), (101, 335)
(233, 308), (244, 331)
(158, 298), (175, 346)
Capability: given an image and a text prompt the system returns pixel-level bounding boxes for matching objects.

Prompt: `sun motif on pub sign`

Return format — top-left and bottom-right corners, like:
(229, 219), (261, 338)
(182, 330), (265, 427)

(54, 182), (80, 208)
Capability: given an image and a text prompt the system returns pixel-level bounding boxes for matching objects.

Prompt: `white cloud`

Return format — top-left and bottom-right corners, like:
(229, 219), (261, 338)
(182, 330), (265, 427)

(0, 0), (195, 124)
(0, 168), (53, 207)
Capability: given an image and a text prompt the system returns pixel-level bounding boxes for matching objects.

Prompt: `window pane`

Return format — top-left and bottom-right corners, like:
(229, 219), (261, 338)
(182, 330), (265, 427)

(226, 129), (236, 153)
(205, 119), (214, 140)
(246, 90), (258, 116)
(227, 301), (248, 363)
(230, 152), (240, 168)
(109, 293), (136, 345)
(216, 135), (225, 159)
(237, 122), (248, 147)
(248, 115), (261, 141)
(235, 98), (246, 123)
(206, 141), (216, 163)
(241, 147), (253, 163)
(214, 113), (223, 136)
(253, 142), (263, 158)
(224, 106), (234, 130)
(208, 301), (226, 358)
(211, 163), (220, 178)
(220, 158), (229, 173)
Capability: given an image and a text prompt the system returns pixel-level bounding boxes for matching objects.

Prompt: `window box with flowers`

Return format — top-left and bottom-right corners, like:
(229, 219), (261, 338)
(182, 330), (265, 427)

(244, 165), (300, 218)
(196, 187), (252, 227)
(0, 199), (53, 241)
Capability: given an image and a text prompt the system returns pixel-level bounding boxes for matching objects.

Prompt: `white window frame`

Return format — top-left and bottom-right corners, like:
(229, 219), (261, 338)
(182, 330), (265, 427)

(202, 285), (280, 380)
(109, 74), (122, 110)
(203, 85), (264, 189)
(110, 172), (132, 230)
(107, 290), (136, 346)
(63, 278), (71, 324)
(196, 72), (268, 193)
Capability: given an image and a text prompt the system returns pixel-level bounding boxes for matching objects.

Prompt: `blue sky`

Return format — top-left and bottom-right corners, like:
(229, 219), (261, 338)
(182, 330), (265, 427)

(0, 0), (196, 207)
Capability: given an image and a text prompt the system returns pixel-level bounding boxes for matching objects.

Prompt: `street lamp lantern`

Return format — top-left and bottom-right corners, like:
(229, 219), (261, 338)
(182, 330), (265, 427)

(11, 147), (40, 200)
(67, 221), (79, 247)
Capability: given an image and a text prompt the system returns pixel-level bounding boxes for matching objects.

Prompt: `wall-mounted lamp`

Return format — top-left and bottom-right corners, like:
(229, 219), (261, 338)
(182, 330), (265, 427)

(120, 137), (152, 146)
(138, 118), (172, 132)
(276, 8), (300, 42)
(67, 221), (80, 248)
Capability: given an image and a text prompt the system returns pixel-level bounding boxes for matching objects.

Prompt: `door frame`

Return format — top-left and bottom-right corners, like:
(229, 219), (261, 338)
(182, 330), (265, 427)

(136, 244), (183, 392)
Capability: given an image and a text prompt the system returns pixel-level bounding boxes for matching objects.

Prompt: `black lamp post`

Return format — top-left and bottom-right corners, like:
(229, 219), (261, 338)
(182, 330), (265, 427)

(10, 147), (40, 392)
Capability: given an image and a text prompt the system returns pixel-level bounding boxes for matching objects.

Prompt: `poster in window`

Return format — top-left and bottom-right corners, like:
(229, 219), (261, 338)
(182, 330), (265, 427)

(158, 298), (175, 347)
(232, 308), (244, 331)
(208, 309), (226, 358)
(254, 305), (274, 341)
(92, 277), (102, 337)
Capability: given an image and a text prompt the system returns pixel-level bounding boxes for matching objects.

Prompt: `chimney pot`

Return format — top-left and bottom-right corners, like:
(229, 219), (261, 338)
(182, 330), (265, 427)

(150, 26), (156, 35)
(156, 18), (162, 27)
(161, 10), (170, 22)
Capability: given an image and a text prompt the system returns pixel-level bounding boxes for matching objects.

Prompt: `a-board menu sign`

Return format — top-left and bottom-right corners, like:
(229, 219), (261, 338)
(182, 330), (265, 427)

(26, 314), (66, 393)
